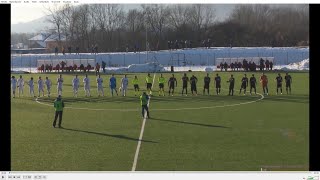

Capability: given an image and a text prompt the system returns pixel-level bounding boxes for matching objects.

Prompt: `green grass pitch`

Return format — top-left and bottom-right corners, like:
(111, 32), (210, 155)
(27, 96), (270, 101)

(11, 71), (309, 171)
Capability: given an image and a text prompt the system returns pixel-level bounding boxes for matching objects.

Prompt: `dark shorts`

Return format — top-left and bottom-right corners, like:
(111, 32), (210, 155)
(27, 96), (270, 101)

(241, 83), (247, 89)
(229, 84), (234, 89)
(216, 83), (221, 88)
(191, 85), (197, 91)
(286, 83), (291, 88)
(250, 84), (256, 88)
(169, 84), (175, 89)
(277, 83), (282, 88)
(204, 83), (209, 89)
(182, 84), (188, 89)
(147, 83), (152, 89)
(134, 84), (139, 90)
(159, 83), (164, 89)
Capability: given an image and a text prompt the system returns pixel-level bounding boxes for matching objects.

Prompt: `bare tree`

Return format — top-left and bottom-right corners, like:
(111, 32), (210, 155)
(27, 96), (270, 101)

(45, 5), (64, 45)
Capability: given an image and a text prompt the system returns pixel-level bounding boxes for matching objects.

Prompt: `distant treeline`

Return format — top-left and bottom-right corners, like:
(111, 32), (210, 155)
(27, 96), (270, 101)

(11, 4), (309, 52)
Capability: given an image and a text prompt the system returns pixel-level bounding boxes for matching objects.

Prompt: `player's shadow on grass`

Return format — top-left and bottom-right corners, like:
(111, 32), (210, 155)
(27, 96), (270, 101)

(150, 118), (231, 129)
(60, 127), (158, 143)
(262, 95), (309, 104)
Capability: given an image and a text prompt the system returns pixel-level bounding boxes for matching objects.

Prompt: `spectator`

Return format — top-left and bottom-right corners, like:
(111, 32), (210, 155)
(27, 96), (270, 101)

(75, 46), (80, 55)
(68, 46), (72, 54)
(73, 64), (77, 72)
(238, 62), (242, 71)
(243, 59), (248, 71)
(55, 64), (60, 73)
(230, 62), (234, 71)
(54, 46), (58, 55)
(94, 44), (98, 54)
(260, 58), (265, 71)
(41, 64), (45, 73)
(91, 44), (95, 54)
(60, 61), (66, 72)
(248, 62), (253, 71)
(95, 63), (100, 76)
(220, 62), (223, 72)
(45, 64), (49, 73)
(224, 62), (228, 71)
(49, 64), (53, 72)
(175, 40), (179, 50)
(252, 62), (257, 71)
(80, 64), (85, 72)
(102, 61), (106, 73)
(207, 38), (211, 49)
(270, 61), (273, 71)
(265, 59), (270, 71)
(62, 46), (65, 55)
(87, 63), (92, 72)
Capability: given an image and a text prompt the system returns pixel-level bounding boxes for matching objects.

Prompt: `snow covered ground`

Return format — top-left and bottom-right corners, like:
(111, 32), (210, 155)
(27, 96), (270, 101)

(11, 47), (309, 68)
(11, 58), (309, 73)
(277, 58), (309, 71)
(11, 47), (309, 73)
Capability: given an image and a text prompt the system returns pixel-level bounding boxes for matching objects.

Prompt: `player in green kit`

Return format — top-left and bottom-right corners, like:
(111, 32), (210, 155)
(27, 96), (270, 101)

(146, 73), (153, 95)
(158, 74), (166, 96)
(132, 76), (139, 96)
(140, 92), (150, 118)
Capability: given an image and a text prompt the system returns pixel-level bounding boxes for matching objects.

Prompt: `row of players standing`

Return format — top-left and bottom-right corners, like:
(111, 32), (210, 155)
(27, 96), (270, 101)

(11, 72), (293, 98)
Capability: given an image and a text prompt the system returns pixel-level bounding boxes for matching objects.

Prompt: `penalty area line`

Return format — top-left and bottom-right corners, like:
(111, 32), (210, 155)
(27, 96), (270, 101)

(131, 73), (156, 171)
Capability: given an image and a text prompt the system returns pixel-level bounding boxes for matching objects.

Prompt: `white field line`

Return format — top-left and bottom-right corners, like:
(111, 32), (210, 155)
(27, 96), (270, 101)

(131, 73), (156, 171)
(35, 90), (264, 111)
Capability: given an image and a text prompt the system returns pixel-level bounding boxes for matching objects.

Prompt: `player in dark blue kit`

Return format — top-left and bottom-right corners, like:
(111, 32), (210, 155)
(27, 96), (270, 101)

(275, 73), (283, 95)
(203, 73), (211, 95)
(214, 73), (221, 95)
(249, 74), (257, 95)
(168, 74), (177, 96)
(285, 73), (292, 94)
(239, 74), (248, 95)
(190, 75), (198, 96)
(181, 73), (189, 96)
(227, 74), (235, 96)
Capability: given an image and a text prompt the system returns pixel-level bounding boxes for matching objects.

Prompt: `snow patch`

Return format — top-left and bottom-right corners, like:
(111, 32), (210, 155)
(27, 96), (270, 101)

(204, 67), (214, 72)
(279, 58), (309, 71)
(105, 62), (166, 73)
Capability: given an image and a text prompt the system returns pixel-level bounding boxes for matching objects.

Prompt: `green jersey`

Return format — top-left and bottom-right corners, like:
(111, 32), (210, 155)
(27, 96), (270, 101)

(158, 77), (166, 84)
(132, 78), (139, 85)
(140, 95), (149, 106)
(54, 99), (64, 111)
(146, 76), (153, 83)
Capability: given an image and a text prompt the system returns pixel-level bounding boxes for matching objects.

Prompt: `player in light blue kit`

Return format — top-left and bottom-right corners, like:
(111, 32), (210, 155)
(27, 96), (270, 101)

(109, 74), (118, 96)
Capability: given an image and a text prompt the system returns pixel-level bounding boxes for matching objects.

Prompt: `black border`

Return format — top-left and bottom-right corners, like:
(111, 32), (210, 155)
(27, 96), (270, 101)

(309, 4), (320, 171)
(0, 4), (11, 171)
(0, 3), (317, 172)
